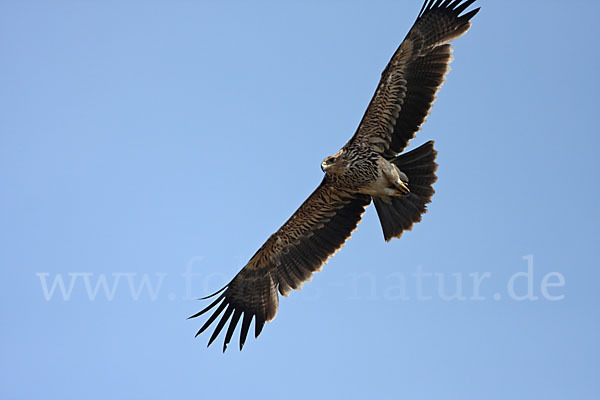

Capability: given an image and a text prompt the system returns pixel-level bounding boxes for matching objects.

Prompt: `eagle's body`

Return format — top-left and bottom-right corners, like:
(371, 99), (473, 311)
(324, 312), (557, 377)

(191, 0), (480, 351)
(325, 144), (408, 198)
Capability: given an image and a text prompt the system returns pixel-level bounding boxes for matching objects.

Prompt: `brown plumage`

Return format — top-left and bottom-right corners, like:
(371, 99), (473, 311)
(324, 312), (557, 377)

(190, 0), (480, 351)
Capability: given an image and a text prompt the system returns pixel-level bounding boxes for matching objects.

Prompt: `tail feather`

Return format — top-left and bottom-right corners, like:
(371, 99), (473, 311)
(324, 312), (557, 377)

(374, 141), (438, 241)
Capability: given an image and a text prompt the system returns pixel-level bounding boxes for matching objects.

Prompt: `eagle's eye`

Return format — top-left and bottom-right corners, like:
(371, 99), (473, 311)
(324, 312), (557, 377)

(329, 157), (336, 164)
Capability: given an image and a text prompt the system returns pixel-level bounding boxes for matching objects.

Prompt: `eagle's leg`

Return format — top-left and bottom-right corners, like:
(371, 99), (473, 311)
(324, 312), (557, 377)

(383, 163), (410, 196)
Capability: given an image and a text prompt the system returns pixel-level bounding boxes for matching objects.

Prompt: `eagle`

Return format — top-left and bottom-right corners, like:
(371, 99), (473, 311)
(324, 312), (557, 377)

(190, 0), (480, 351)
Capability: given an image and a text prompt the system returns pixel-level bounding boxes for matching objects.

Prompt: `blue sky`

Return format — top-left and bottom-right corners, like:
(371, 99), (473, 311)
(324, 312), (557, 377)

(1, 0), (599, 399)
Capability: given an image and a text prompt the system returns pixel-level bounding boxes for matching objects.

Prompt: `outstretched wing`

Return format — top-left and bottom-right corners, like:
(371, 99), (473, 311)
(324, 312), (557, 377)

(190, 179), (371, 352)
(350, 0), (480, 156)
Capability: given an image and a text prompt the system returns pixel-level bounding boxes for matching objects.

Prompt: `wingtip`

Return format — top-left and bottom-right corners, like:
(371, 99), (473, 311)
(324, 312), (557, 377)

(198, 285), (227, 300)
(188, 292), (227, 319)
(207, 336), (217, 348)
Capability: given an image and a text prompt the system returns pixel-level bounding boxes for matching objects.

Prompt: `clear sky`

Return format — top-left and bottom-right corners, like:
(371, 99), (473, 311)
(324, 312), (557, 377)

(1, 0), (599, 399)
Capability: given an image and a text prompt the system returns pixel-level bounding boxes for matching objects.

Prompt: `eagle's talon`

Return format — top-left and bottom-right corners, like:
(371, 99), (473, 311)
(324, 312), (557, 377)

(394, 180), (410, 195)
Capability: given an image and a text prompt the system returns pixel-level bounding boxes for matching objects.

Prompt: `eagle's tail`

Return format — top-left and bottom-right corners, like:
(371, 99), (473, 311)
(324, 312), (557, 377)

(373, 141), (438, 242)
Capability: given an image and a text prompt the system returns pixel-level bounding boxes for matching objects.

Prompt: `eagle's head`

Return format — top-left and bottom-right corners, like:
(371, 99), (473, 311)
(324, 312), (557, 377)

(321, 149), (345, 174)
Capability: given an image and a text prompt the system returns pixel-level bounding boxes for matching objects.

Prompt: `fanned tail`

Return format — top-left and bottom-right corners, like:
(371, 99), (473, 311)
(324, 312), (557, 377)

(374, 141), (438, 241)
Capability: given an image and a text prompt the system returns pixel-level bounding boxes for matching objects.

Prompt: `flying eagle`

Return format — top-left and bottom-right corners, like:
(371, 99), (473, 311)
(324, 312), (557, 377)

(190, 0), (480, 351)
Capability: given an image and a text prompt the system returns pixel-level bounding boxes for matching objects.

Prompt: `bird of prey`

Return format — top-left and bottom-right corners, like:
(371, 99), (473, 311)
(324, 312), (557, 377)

(190, 0), (480, 351)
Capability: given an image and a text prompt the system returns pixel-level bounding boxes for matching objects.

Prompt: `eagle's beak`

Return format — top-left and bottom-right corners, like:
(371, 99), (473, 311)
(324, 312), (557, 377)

(321, 162), (328, 172)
